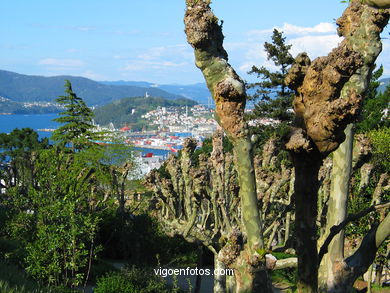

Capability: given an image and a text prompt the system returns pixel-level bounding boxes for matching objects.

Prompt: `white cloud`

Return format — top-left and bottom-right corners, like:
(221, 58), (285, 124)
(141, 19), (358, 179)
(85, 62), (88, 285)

(123, 60), (188, 71)
(39, 58), (84, 67)
(239, 62), (255, 73)
(121, 45), (193, 73)
(288, 34), (343, 58)
(73, 26), (96, 32)
(137, 45), (193, 62)
(247, 22), (337, 41)
(233, 23), (346, 79)
(278, 22), (336, 35)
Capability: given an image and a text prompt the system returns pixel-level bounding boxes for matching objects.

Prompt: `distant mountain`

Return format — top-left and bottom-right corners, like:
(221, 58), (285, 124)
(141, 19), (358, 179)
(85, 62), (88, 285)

(378, 77), (390, 93)
(94, 96), (197, 130)
(0, 70), (185, 106)
(0, 97), (61, 114)
(101, 81), (212, 105)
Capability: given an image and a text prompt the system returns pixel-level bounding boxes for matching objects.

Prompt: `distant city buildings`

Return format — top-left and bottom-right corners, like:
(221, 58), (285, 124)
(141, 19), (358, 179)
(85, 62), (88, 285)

(141, 104), (217, 135)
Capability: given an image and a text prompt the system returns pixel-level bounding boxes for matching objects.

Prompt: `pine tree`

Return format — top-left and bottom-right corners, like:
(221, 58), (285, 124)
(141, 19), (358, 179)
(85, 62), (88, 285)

(355, 65), (390, 133)
(52, 80), (96, 151)
(248, 29), (295, 122)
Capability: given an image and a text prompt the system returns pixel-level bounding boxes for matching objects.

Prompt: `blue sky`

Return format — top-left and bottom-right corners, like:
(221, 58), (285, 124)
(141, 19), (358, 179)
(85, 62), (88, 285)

(1, 1), (389, 84)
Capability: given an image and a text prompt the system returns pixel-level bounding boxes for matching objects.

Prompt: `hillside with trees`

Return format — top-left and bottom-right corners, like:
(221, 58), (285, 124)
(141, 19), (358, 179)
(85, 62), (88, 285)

(93, 96), (197, 130)
(0, 70), (185, 106)
(0, 1), (389, 293)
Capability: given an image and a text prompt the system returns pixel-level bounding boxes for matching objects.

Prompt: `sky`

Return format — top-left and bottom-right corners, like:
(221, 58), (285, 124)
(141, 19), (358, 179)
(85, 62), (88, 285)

(1, 0), (389, 85)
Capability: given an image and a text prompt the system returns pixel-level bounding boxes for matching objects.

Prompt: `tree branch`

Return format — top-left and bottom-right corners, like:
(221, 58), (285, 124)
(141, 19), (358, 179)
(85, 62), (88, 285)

(364, 0), (390, 8)
(318, 201), (390, 265)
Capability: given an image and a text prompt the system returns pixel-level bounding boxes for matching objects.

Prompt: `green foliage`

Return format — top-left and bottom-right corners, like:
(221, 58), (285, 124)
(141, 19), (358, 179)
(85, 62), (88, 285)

(270, 267), (297, 291)
(1, 129), (126, 288)
(0, 128), (48, 194)
(98, 208), (198, 267)
(188, 135), (233, 166)
(3, 148), (108, 287)
(155, 161), (171, 179)
(356, 66), (390, 133)
(0, 84), (139, 290)
(52, 80), (97, 151)
(93, 96), (197, 130)
(94, 267), (177, 293)
(247, 29), (295, 122)
(251, 122), (292, 168)
(368, 126), (390, 172)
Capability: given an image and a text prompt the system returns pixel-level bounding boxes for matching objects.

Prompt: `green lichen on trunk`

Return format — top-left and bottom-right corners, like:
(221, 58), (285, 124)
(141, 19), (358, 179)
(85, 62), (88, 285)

(184, 1), (272, 292)
(318, 124), (353, 292)
(286, 2), (389, 292)
(232, 138), (264, 250)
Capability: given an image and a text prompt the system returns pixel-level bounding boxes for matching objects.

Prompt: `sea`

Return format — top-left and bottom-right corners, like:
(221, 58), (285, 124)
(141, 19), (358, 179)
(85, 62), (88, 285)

(0, 113), (58, 140)
(0, 114), (170, 157)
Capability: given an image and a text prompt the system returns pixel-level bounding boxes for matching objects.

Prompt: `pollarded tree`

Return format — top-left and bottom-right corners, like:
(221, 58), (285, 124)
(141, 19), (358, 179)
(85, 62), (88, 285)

(248, 29), (295, 123)
(52, 80), (97, 151)
(184, 1), (389, 292)
(146, 131), (296, 293)
(317, 125), (390, 293)
(284, 2), (389, 292)
(184, 1), (273, 291)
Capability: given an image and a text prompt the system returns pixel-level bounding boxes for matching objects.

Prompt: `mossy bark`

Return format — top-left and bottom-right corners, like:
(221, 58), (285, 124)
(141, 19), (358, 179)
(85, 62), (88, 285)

(286, 2), (389, 292)
(318, 124), (353, 292)
(184, 2), (271, 292)
(364, 0), (390, 8)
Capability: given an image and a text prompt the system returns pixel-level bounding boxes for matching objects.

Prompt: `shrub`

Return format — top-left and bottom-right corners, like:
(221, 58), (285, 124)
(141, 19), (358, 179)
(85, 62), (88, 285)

(94, 267), (176, 293)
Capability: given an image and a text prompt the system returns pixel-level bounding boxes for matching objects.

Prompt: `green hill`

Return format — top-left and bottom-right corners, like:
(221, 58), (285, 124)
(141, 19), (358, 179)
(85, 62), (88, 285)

(93, 96), (197, 131)
(0, 70), (185, 106)
(378, 77), (390, 93)
(0, 98), (61, 114)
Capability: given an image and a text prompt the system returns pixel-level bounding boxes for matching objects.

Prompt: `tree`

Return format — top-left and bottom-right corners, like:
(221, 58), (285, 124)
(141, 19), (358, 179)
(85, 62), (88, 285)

(355, 65), (390, 133)
(19, 148), (109, 287)
(184, 1), (273, 291)
(248, 29), (295, 122)
(364, 0), (390, 8)
(147, 132), (295, 293)
(317, 124), (390, 292)
(0, 128), (48, 192)
(184, 1), (389, 292)
(284, 2), (389, 292)
(52, 80), (97, 151)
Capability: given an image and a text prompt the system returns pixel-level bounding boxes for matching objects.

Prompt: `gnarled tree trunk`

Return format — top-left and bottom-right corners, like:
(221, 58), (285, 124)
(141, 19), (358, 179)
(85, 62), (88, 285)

(286, 2), (389, 292)
(183, 1), (272, 292)
(318, 124), (353, 292)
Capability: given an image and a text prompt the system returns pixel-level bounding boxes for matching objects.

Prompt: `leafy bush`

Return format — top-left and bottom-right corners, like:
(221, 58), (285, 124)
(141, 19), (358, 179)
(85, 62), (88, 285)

(94, 267), (177, 293)
(368, 126), (390, 172)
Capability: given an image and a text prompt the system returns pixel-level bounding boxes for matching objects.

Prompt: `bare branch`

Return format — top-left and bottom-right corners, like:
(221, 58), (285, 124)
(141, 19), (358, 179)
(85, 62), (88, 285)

(318, 201), (390, 265)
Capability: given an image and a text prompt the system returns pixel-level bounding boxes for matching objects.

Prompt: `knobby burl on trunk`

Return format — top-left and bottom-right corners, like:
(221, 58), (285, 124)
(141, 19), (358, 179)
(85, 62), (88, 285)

(286, 2), (388, 155)
(146, 130), (296, 292)
(285, 1), (389, 292)
(184, 1), (272, 291)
